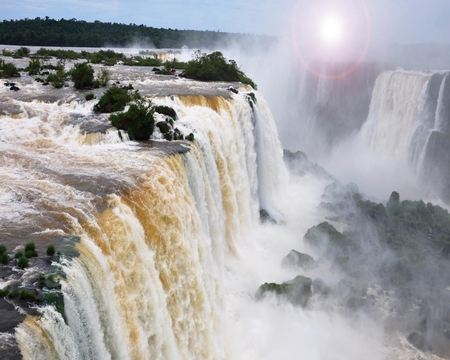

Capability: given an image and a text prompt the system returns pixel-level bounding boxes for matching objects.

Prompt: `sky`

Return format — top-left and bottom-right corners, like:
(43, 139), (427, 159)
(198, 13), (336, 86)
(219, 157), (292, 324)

(1, 0), (450, 44)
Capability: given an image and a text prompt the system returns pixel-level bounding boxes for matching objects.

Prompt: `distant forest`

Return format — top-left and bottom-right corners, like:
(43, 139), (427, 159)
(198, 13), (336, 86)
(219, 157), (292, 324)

(0, 17), (273, 49)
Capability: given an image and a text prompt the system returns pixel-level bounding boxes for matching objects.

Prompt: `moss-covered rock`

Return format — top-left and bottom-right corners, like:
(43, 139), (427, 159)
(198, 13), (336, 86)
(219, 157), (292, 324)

(256, 275), (312, 307)
(153, 105), (177, 119)
(304, 222), (352, 256)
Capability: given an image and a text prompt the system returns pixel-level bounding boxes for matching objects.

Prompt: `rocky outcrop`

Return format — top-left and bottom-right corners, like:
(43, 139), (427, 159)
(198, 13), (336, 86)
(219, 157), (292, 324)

(281, 250), (317, 271)
(256, 275), (312, 307)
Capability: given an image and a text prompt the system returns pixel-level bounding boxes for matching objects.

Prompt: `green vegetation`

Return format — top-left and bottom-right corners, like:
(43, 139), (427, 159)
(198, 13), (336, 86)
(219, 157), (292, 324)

(44, 292), (65, 320)
(94, 87), (134, 113)
(45, 62), (67, 88)
(0, 288), (9, 298)
(24, 242), (38, 258)
(0, 252), (10, 265)
(19, 289), (36, 301)
(183, 51), (257, 89)
(110, 100), (155, 141)
(7, 288), (19, 299)
(304, 222), (352, 250)
(0, 60), (20, 77)
(256, 275), (312, 307)
(70, 62), (94, 89)
(27, 58), (41, 75)
(95, 68), (110, 87)
(34, 48), (82, 60)
(154, 105), (177, 119)
(0, 17), (272, 49)
(17, 256), (29, 269)
(164, 59), (187, 70)
(46, 245), (56, 257)
(15, 251), (23, 259)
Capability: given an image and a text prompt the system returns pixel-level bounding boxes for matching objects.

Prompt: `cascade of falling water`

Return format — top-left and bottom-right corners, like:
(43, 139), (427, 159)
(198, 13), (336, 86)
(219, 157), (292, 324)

(10, 90), (286, 359)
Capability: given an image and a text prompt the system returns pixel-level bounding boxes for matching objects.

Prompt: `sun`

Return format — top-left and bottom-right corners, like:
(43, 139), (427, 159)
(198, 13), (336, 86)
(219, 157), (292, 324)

(320, 15), (343, 44)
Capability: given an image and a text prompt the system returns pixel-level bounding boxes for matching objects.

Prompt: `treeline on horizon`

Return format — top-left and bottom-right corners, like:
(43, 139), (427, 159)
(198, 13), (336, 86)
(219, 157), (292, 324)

(0, 17), (273, 49)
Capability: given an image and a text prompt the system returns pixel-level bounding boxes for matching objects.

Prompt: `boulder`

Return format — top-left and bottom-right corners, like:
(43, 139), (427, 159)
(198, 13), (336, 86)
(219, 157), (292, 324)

(156, 121), (171, 134)
(282, 250), (317, 271)
(312, 278), (331, 296)
(10, 86), (20, 91)
(256, 275), (312, 307)
(303, 222), (352, 256)
(260, 209), (276, 224)
(407, 332), (431, 351)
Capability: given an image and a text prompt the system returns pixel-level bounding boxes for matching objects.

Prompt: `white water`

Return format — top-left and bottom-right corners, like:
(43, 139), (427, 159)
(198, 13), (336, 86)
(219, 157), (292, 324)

(2, 64), (445, 359)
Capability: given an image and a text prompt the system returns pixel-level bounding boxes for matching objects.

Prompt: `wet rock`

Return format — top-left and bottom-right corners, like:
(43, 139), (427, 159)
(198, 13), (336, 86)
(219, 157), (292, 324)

(256, 275), (312, 307)
(407, 332), (431, 351)
(260, 209), (276, 224)
(227, 86), (238, 94)
(9, 86), (19, 91)
(156, 121), (171, 134)
(312, 278), (332, 296)
(282, 250), (317, 271)
(0, 298), (26, 333)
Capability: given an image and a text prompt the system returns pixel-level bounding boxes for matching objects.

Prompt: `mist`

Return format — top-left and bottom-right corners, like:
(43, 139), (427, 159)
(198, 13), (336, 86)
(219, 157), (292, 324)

(211, 1), (450, 359)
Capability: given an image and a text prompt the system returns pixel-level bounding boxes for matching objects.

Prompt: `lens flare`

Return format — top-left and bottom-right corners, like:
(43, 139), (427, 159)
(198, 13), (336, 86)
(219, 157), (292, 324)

(291, 0), (371, 80)
(320, 15), (343, 44)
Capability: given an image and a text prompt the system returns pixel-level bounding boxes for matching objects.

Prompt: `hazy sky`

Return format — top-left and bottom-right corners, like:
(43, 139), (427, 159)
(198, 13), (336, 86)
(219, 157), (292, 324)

(1, 0), (449, 44)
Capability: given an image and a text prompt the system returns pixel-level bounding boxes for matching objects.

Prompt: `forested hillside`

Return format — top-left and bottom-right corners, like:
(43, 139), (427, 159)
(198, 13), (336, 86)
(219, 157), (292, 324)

(0, 17), (272, 49)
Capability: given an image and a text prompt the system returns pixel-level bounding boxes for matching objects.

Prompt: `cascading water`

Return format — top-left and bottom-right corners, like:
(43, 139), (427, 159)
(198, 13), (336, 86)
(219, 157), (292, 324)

(360, 69), (450, 200)
(0, 80), (286, 359)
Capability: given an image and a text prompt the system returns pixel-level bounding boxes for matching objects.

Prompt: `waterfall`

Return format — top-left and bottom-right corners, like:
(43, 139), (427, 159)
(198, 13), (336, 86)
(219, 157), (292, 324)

(359, 69), (450, 200)
(1, 90), (286, 359)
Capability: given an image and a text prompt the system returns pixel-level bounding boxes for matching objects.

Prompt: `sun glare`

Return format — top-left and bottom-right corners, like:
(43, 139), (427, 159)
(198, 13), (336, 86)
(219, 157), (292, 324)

(320, 15), (343, 44)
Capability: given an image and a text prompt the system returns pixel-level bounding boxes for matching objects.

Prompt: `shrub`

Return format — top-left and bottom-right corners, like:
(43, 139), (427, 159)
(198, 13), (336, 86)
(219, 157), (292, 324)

(27, 59), (41, 75)
(109, 100), (155, 141)
(0, 245), (6, 254)
(19, 289), (36, 301)
(96, 68), (110, 87)
(25, 249), (38, 258)
(0, 252), (10, 264)
(183, 51), (257, 89)
(25, 242), (35, 252)
(0, 288), (9, 298)
(7, 288), (19, 299)
(17, 257), (29, 269)
(15, 47), (30, 57)
(0, 60), (19, 77)
(15, 251), (23, 259)
(71, 62), (94, 89)
(186, 133), (195, 141)
(37, 273), (46, 282)
(46, 245), (56, 257)
(94, 87), (132, 113)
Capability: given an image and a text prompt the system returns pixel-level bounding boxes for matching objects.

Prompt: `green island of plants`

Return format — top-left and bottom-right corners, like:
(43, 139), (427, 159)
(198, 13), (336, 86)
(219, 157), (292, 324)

(182, 51), (257, 89)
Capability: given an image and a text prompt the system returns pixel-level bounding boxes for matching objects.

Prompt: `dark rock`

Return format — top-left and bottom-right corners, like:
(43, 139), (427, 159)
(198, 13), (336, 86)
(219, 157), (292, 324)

(42, 82), (50, 86)
(334, 279), (355, 299)
(442, 244), (450, 259)
(346, 296), (367, 310)
(282, 250), (317, 271)
(153, 105), (177, 119)
(9, 86), (19, 91)
(227, 86), (239, 94)
(407, 332), (431, 351)
(260, 209), (276, 224)
(303, 222), (352, 256)
(0, 298), (26, 332)
(156, 121), (171, 134)
(256, 275), (312, 307)
(312, 278), (332, 296)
